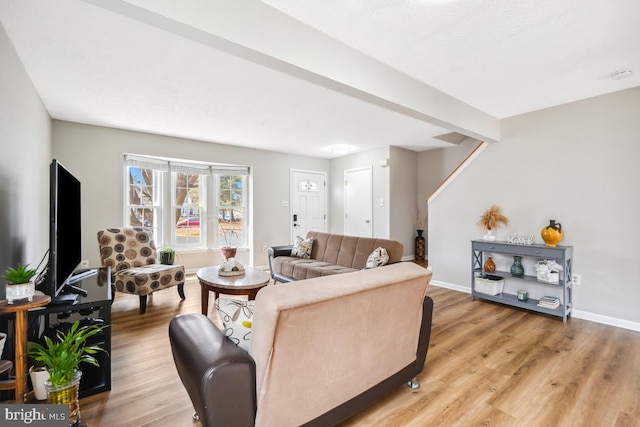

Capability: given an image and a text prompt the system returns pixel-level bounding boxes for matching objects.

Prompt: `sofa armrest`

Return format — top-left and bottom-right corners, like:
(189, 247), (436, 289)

(267, 245), (293, 258)
(169, 314), (256, 427)
(267, 245), (294, 282)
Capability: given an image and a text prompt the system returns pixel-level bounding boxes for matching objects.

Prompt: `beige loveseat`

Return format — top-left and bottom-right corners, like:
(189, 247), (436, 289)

(267, 231), (404, 283)
(169, 262), (433, 427)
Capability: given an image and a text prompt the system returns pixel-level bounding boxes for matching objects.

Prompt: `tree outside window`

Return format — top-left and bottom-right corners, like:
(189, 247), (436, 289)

(127, 166), (160, 237)
(174, 172), (205, 249)
(217, 175), (245, 247)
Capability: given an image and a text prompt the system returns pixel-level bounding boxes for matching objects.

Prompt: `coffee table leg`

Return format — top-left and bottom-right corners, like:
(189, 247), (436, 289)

(201, 284), (209, 315)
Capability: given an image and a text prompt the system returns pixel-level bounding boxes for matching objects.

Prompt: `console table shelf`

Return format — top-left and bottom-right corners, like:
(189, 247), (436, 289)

(471, 240), (573, 322)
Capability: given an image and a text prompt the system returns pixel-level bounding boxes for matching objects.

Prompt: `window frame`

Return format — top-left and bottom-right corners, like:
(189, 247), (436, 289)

(123, 154), (250, 252)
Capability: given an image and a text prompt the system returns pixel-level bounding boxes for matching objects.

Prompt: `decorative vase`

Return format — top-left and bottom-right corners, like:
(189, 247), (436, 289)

(510, 256), (524, 277)
(45, 370), (82, 427)
(29, 366), (50, 401)
(414, 230), (425, 261)
(541, 220), (563, 247)
(483, 257), (496, 273)
(221, 246), (237, 260)
(483, 229), (496, 242)
(159, 250), (175, 265)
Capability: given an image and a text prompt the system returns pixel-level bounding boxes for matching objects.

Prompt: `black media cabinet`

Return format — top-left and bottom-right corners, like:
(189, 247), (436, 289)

(28, 267), (112, 398)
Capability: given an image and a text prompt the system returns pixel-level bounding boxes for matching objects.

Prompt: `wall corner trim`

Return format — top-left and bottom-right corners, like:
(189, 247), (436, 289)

(427, 141), (488, 205)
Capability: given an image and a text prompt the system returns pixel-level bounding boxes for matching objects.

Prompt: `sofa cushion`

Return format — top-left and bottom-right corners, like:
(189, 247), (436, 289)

(216, 298), (255, 352)
(291, 236), (314, 259)
(306, 232), (403, 269)
(365, 247), (389, 269)
(272, 257), (359, 281)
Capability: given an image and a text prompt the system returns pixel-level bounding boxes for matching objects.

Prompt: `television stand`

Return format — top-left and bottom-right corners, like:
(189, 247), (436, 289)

(62, 283), (89, 297)
(49, 293), (79, 306)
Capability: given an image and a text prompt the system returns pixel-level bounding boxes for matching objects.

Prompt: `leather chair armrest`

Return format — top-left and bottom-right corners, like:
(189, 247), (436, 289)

(169, 314), (256, 427)
(267, 245), (294, 282)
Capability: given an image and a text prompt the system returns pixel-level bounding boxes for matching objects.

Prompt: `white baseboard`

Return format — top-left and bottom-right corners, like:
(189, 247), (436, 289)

(430, 280), (640, 332)
(402, 255), (428, 262)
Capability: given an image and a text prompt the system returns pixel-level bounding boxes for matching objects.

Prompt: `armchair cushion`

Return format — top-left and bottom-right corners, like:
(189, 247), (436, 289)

(113, 264), (185, 296)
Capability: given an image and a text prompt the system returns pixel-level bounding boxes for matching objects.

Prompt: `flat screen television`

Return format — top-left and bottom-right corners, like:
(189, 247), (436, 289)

(43, 159), (82, 298)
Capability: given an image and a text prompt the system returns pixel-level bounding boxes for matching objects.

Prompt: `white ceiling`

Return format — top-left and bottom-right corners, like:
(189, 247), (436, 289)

(1, 0), (638, 159)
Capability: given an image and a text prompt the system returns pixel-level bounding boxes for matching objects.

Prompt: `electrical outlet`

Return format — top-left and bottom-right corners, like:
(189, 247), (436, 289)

(79, 260), (90, 268)
(262, 245), (268, 253)
(571, 274), (581, 286)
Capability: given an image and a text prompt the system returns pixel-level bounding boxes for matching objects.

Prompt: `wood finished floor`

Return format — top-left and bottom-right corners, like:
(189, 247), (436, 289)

(80, 275), (640, 427)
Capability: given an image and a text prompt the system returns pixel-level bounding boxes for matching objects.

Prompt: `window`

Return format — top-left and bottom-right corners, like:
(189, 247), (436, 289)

(125, 155), (250, 251)
(216, 174), (246, 248)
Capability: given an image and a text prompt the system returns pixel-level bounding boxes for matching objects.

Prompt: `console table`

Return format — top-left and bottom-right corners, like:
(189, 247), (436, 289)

(471, 240), (573, 322)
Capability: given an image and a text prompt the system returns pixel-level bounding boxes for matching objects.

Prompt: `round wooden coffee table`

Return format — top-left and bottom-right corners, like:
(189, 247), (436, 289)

(197, 265), (271, 315)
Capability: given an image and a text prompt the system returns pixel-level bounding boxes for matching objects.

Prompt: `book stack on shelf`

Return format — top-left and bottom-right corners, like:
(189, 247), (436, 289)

(537, 296), (560, 309)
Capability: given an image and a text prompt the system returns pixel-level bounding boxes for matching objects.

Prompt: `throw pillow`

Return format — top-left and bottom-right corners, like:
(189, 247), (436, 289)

(215, 298), (255, 352)
(365, 247), (389, 269)
(291, 236), (314, 259)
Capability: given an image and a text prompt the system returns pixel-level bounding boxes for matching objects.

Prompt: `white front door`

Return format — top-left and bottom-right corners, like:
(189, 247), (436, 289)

(291, 170), (327, 241)
(344, 167), (372, 237)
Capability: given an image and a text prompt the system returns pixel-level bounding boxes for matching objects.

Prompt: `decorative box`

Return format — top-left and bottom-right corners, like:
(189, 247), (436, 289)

(536, 271), (560, 284)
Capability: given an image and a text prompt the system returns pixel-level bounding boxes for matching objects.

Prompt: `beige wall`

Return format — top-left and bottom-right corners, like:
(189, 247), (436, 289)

(417, 138), (482, 256)
(428, 88), (640, 327)
(52, 121), (329, 271)
(389, 146), (419, 257)
(0, 23), (51, 299)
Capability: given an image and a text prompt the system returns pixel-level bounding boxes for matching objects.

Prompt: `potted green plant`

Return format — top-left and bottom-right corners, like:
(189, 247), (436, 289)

(28, 320), (108, 425)
(3, 263), (37, 304)
(159, 243), (175, 265)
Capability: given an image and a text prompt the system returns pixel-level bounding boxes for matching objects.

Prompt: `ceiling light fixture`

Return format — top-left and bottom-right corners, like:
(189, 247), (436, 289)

(611, 69), (633, 80)
(330, 145), (351, 154)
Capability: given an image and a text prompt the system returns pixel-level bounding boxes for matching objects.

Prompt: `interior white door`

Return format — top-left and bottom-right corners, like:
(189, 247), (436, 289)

(344, 167), (372, 237)
(291, 170), (326, 241)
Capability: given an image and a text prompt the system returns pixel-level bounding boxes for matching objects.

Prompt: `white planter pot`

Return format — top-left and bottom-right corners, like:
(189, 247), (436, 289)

(6, 281), (35, 304)
(29, 367), (51, 401)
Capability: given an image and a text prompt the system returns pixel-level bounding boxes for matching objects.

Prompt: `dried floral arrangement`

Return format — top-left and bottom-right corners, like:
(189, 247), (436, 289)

(477, 205), (509, 231)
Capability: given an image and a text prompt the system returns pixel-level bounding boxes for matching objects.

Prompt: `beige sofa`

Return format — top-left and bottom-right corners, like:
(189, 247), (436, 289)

(169, 262), (433, 427)
(267, 231), (404, 283)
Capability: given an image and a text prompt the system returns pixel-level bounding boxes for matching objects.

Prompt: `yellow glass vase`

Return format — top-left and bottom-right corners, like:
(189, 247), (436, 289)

(541, 220), (563, 247)
(45, 371), (82, 426)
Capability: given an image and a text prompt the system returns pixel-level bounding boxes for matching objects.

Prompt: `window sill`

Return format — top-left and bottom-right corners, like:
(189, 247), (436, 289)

(175, 247), (249, 254)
